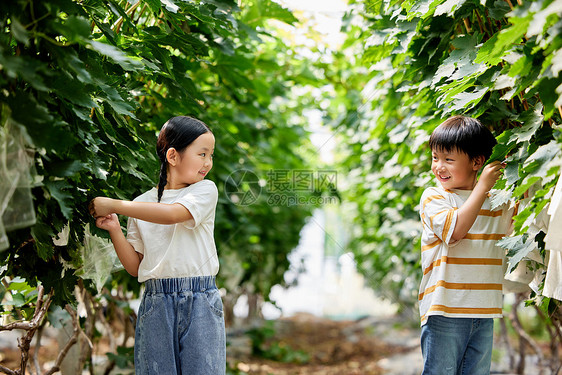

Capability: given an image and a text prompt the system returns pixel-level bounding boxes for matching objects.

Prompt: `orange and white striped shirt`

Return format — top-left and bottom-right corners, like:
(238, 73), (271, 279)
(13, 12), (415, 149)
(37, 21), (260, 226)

(418, 186), (513, 326)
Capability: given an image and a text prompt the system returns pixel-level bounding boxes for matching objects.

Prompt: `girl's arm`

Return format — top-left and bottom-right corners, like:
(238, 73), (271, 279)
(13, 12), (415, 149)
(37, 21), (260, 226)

(451, 161), (505, 241)
(95, 214), (143, 277)
(90, 197), (192, 225)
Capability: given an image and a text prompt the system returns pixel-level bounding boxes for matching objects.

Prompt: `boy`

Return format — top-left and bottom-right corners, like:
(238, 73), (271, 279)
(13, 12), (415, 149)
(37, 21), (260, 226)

(418, 116), (512, 375)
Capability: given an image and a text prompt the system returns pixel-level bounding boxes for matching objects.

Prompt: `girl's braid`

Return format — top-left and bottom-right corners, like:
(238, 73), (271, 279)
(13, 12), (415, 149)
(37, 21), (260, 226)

(157, 157), (167, 202)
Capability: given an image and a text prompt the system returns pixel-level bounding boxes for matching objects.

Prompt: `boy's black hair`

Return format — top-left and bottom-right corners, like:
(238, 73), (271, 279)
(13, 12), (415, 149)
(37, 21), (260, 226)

(429, 115), (497, 160)
(156, 116), (212, 202)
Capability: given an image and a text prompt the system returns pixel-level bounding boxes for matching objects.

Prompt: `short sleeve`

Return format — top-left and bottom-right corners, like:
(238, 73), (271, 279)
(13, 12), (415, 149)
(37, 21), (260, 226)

(126, 217), (144, 254)
(175, 180), (218, 229)
(420, 188), (458, 246)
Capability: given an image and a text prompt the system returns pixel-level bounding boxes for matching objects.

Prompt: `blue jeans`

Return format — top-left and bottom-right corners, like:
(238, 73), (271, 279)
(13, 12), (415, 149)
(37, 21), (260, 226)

(421, 315), (493, 375)
(134, 276), (226, 374)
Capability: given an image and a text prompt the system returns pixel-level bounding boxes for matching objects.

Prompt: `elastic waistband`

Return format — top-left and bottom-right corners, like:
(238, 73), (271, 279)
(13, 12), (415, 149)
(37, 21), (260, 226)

(144, 276), (216, 293)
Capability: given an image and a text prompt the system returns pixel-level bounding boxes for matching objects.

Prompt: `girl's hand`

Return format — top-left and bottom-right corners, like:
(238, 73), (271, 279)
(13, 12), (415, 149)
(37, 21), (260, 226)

(89, 197), (115, 218)
(478, 161), (505, 192)
(95, 214), (121, 232)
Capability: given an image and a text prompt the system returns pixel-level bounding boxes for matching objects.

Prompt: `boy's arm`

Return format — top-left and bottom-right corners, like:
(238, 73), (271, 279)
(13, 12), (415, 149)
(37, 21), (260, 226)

(451, 161), (505, 241)
(90, 198), (192, 225)
(96, 214), (143, 277)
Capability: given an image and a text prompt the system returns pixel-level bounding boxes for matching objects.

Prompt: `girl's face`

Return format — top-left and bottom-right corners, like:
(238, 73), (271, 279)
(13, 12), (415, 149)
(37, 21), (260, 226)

(431, 148), (482, 190)
(167, 132), (215, 188)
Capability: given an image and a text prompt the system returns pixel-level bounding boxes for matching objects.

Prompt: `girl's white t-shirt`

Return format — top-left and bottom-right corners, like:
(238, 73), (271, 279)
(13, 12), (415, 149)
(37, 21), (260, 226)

(126, 179), (219, 282)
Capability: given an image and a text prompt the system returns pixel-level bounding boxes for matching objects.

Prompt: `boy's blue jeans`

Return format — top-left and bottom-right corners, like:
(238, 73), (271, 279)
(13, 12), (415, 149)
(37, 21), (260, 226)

(134, 276), (226, 374)
(421, 315), (493, 375)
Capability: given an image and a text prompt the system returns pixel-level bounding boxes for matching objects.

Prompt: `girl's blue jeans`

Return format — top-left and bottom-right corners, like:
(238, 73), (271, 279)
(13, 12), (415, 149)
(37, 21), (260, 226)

(421, 315), (494, 375)
(134, 276), (226, 374)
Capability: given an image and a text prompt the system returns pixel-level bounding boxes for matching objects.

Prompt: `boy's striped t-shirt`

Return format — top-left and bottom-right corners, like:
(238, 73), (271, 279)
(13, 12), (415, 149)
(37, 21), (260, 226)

(418, 186), (513, 326)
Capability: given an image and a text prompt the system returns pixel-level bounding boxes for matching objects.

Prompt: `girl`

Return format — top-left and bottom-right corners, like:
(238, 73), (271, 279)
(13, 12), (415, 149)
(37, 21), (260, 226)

(89, 116), (225, 374)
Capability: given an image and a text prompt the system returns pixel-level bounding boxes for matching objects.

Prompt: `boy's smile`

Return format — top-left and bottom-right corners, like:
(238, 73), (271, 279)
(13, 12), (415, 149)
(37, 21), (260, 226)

(431, 149), (482, 190)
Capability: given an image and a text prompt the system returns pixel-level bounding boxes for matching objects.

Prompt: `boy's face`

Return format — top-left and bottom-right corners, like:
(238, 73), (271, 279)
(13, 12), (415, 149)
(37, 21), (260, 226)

(431, 148), (483, 190)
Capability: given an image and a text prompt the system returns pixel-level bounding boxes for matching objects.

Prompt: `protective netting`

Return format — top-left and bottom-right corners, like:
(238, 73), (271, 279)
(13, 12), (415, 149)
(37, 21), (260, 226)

(78, 224), (123, 293)
(0, 121), (38, 251)
(0, 174), (18, 251)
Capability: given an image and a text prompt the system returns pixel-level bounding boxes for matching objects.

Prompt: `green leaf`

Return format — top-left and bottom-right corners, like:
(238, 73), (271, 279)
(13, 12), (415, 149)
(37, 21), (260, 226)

(475, 16), (532, 66)
(44, 160), (85, 178)
(44, 180), (74, 219)
(10, 18), (30, 46)
(161, 0), (179, 13)
(50, 74), (98, 108)
(434, 0), (467, 17)
(503, 159), (520, 186)
(550, 48), (562, 77)
(509, 103), (544, 143)
(437, 75), (477, 105)
(31, 223), (55, 260)
(0, 55), (50, 92)
(514, 175), (541, 197)
(107, 346), (134, 368)
(490, 188), (513, 210)
(450, 87), (489, 111)
(51, 15), (91, 42)
(5, 292), (26, 307)
(535, 78), (560, 119)
(7, 278), (32, 292)
(507, 52), (533, 79)
(488, 0), (511, 20)
(432, 34), (482, 87)
(522, 140), (561, 178)
(243, 0), (298, 27)
(88, 41), (143, 71)
(488, 129), (518, 163)
(497, 234), (537, 273)
(6, 92), (77, 152)
(97, 84), (138, 118)
(527, 0), (562, 37)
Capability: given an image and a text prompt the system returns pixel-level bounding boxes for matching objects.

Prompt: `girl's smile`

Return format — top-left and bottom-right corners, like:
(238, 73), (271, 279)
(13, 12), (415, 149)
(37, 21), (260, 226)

(167, 132), (215, 189)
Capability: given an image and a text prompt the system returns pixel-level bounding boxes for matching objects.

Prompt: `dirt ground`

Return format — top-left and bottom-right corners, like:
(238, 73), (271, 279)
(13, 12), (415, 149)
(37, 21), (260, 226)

(0, 340), (60, 373)
(2, 313), (555, 374)
(227, 314), (413, 375)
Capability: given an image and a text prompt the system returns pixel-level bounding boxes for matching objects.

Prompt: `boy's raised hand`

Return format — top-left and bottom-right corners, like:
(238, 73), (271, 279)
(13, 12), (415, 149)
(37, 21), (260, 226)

(478, 161), (505, 192)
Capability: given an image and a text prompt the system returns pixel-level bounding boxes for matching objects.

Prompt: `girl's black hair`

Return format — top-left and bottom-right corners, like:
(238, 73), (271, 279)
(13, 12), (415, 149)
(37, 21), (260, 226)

(156, 116), (211, 202)
(429, 115), (497, 161)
